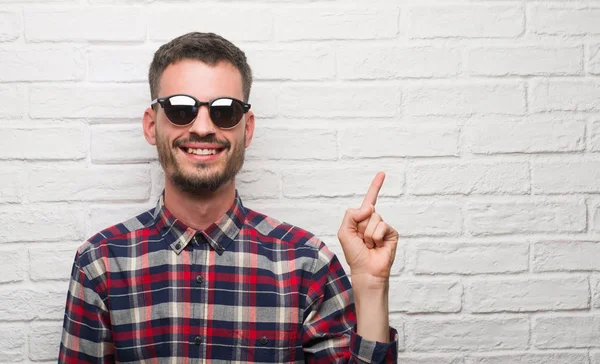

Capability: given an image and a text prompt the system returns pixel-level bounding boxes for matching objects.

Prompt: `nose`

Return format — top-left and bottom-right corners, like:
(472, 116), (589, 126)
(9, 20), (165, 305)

(187, 105), (217, 136)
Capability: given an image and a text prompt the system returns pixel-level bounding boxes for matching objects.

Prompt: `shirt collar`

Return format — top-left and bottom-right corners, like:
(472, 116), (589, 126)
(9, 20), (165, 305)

(152, 191), (246, 255)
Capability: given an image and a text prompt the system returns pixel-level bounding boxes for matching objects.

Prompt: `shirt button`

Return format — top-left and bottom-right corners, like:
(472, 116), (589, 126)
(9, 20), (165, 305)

(175, 243), (181, 250)
(194, 336), (201, 345)
(217, 245), (224, 252)
(260, 336), (269, 345)
(195, 275), (203, 284)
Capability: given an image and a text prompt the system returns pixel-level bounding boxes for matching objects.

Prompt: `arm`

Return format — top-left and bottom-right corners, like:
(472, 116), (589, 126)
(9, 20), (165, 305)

(58, 252), (114, 364)
(302, 242), (398, 364)
(337, 172), (400, 360)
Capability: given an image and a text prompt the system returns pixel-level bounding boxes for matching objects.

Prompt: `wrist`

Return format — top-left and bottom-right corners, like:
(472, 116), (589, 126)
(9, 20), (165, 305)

(350, 273), (390, 292)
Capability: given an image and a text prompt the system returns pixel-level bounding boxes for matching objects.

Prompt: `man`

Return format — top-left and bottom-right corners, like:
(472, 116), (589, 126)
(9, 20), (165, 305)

(59, 32), (399, 363)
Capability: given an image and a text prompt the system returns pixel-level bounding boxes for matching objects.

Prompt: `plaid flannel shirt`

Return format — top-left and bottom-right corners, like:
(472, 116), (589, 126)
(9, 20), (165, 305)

(59, 192), (398, 363)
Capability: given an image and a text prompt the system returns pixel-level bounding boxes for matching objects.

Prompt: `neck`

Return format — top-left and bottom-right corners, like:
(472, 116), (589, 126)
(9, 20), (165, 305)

(163, 178), (236, 231)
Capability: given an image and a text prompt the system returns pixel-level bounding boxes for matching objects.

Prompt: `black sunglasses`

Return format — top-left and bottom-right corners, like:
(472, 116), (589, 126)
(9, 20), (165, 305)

(151, 94), (251, 129)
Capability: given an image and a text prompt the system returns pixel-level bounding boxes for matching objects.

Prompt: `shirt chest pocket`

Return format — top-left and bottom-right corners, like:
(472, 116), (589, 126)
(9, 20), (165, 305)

(233, 324), (299, 362)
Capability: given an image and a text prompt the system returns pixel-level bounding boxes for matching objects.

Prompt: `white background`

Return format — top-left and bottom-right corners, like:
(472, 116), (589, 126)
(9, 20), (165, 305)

(1, 0), (600, 363)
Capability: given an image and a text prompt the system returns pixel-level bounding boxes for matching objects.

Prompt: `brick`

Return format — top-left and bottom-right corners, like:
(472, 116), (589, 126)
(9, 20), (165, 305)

(0, 46), (84, 81)
(26, 8), (146, 42)
(249, 83), (280, 118)
(591, 351), (600, 364)
(90, 204), (153, 234)
(237, 169), (280, 199)
(590, 120), (600, 152)
(0, 11), (21, 42)
(274, 6), (398, 40)
(3, 0), (77, 2)
(0, 250), (26, 283)
(88, 47), (154, 82)
(30, 245), (78, 281)
(413, 242), (528, 275)
(533, 160), (600, 193)
(0, 205), (85, 242)
(0, 84), (27, 119)
(0, 126), (87, 160)
(148, 6), (272, 42)
(396, 355), (463, 364)
(389, 278), (462, 313)
(247, 128), (338, 161)
(388, 314), (405, 350)
(30, 84), (148, 119)
(529, 5), (600, 35)
(466, 199), (586, 235)
(0, 286), (66, 321)
(594, 276), (600, 308)
(530, 79), (600, 112)
(339, 124), (459, 158)
(465, 276), (589, 313)
(595, 203), (600, 233)
(29, 322), (62, 361)
(90, 0), (151, 2)
(407, 5), (523, 38)
(279, 85), (401, 118)
(466, 352), (589, 364)
(590, 44), (600, 75)
(0, 325), (25, 362)
(406, 317), (529, 351)
(377, 202), (462, 237)
(533, 315), (600, 348)
(282, 166), (404, 198)
(245, 46), (335, 81)
(407, 162), (530, 195)
(28, 166), (151, 202)
(464, 120), (584, 154)
(467, 46), (582, 76)
(337, 46), (461, 79)
(91, 124), (156, 163)
(0, 169), (22, 203)
(405, 82), (525, 116)
(534, 241), (600, 272)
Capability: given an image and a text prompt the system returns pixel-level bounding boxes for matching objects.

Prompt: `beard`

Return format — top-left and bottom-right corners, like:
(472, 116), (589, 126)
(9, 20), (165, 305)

(156, 128), (245, 196)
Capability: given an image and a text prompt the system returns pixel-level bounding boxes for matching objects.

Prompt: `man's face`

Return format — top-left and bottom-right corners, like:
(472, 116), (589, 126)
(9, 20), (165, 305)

(143, 59), (254, 195)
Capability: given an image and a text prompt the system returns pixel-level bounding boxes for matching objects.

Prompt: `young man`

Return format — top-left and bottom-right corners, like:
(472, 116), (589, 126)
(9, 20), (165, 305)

(59, 32), (399, 363)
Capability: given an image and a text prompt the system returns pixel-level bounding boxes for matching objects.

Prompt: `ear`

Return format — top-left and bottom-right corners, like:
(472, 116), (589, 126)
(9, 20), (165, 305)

(244, 110), (255, 148)
(142, 107), (157, 146)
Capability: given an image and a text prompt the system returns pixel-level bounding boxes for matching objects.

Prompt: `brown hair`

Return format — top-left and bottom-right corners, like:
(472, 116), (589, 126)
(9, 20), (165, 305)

(148, 32), (253, 102)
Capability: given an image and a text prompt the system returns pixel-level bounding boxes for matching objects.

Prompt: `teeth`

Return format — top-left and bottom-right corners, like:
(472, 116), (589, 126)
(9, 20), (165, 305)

(185, 148), (218, 156)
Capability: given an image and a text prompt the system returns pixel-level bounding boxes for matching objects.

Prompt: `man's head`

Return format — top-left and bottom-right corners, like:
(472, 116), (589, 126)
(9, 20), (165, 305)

(143, 32), (255, 196)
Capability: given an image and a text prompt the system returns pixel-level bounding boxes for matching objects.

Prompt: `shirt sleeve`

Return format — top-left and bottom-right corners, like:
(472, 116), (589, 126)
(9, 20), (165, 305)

(302, 242), (398, 363)
(58, 252), (115, 364)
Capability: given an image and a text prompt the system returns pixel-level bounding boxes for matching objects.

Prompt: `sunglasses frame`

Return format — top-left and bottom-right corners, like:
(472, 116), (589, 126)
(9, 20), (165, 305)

(150, 94), (251, 129)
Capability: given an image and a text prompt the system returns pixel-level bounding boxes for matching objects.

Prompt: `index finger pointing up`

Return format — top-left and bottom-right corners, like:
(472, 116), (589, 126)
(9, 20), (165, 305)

(361, 171), (386, 208)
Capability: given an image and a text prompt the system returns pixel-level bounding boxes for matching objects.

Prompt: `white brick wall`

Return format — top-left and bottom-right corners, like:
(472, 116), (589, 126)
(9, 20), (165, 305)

(3, 1), (600, 362)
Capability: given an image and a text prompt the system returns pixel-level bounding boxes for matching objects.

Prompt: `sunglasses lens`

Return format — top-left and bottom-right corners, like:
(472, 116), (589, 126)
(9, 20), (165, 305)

(164, 95), (198, 125)
(210, 98), (244, 128)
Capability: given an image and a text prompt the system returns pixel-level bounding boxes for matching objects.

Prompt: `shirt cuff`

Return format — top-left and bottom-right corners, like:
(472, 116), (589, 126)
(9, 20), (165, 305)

(350, 326), (398, 363)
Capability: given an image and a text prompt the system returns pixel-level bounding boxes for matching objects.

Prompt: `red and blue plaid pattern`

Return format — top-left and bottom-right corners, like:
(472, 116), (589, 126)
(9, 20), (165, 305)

(59, 192), (398, 363)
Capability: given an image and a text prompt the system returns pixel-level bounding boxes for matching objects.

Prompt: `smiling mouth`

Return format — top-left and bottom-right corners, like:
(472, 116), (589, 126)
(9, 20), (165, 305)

(179, 147), (227, 157)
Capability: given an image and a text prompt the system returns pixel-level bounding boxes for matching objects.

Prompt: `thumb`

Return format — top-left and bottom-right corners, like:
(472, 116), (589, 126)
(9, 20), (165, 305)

(342, 204), (374, 227)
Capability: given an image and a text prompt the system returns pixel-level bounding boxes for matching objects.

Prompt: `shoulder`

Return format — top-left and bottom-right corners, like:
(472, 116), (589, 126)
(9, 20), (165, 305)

(76, 207), (157, 268)
(243, 206), (332, 257)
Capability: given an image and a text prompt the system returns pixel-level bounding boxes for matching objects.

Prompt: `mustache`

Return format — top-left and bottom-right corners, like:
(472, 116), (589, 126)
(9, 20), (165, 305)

(173, 134), (230, 149)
